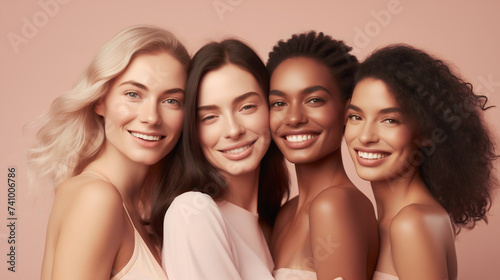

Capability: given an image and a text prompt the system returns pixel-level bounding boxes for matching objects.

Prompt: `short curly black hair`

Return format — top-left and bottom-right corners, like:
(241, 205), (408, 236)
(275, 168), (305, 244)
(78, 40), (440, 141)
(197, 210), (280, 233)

(356, 44), (498, 232)
(266, 31), (358, 101)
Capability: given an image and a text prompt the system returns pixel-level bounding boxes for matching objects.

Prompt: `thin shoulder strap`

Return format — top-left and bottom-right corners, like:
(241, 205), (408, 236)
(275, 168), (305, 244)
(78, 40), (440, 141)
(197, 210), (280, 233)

(122, 204), (137, 231)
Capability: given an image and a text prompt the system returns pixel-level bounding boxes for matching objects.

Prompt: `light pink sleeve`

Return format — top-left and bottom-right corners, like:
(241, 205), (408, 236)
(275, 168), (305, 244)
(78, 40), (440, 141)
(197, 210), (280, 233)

(162, 191), (243, 280)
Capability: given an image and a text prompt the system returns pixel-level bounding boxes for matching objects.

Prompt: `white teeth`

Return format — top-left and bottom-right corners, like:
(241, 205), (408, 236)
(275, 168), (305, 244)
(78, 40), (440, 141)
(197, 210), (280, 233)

(358, 151), (389, 159)
(224, 145), (250, 154)
(131, 132), (161, 141)
(285, 134), (317, 143)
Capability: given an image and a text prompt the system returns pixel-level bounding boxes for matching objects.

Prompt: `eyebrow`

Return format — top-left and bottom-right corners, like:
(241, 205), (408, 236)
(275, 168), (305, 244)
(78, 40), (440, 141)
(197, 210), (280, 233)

(347, 104), (402, 114)
(197, 91), (260, 111)
(269, 85), (330, 97)
(119, 80), (185, 94)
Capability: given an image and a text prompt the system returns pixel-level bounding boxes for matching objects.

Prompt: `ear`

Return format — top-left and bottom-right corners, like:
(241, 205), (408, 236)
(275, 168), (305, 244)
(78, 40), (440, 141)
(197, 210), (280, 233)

(94, 100), (105, 117)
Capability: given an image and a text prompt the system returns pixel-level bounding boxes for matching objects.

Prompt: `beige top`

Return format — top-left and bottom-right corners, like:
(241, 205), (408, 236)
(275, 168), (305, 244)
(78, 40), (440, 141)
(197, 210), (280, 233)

(273, 268), (317, 280)
(110, 205), (168, 280)
(372, 271), (399, 280)
(162, 191), (274, 280)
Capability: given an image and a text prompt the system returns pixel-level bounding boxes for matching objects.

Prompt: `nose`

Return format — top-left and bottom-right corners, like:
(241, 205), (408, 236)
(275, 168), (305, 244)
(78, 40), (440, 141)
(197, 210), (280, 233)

(223, 114), (245, 139)
(358, 122), (379, 145)
(284, 102), (307, 126)
(138, 99), (161, 126)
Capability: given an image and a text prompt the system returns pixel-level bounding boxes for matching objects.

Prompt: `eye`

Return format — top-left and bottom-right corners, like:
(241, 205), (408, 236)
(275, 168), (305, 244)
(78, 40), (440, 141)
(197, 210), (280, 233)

(241, 104), (256, 111)
(382, 118), (399, 124)
(200, 115), (217, 122)
(270, 101), (286, 107)
(164, 98), (180, 105)
(306, 98), (324, 104)
(125, 91), (140, 98)
(347, 114), (362, 121)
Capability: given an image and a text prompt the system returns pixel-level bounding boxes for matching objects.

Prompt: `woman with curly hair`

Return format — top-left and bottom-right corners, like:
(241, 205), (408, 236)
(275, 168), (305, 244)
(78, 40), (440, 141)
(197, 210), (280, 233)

(266, 31), (379, 280)
(345, 45), (497, 280)
(151, 39), (289, 280)
(29, 25), (189, 279)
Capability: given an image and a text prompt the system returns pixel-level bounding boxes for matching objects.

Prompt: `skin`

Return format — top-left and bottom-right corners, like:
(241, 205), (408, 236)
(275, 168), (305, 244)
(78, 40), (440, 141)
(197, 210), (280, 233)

(269, 57), (379, 280)
(41, 52), (186, 280)
(344, 78), (457, 280)
(197, 63), (271, 212)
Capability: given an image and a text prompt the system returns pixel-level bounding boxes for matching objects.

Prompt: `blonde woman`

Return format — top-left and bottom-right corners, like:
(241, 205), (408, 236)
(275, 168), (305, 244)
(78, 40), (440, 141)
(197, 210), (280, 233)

(29, 26), (189, 280)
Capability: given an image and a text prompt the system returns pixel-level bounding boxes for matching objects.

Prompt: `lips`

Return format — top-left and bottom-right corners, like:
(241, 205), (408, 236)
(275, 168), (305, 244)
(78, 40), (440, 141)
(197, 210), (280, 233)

(354, 148), (391, 167)
(218, 140), (256, 160)
(278, 131), (320, 149)
(222, 144), (252, 154)
(357, 150), (390, 159)
(129, 131), (165, 142)
(284, 134), (319, 143)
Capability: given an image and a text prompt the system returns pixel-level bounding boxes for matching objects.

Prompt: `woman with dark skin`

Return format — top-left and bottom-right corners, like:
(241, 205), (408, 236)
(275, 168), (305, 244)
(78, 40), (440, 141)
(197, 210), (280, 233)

(345, 45), (497, 280)
(267, 31), (379, 280)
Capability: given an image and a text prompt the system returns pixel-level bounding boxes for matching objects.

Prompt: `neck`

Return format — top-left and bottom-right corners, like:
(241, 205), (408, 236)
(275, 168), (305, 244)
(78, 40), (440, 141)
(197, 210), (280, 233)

(295, 149), (351, 205)
(223, 168), (260, 214)
(85, 142), (150, 206)
(371, 169), (428, 221)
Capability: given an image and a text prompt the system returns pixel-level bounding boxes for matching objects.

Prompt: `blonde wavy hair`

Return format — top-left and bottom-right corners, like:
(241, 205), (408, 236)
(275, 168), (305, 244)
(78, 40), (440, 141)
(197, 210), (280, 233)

(28, 25), (190, 189)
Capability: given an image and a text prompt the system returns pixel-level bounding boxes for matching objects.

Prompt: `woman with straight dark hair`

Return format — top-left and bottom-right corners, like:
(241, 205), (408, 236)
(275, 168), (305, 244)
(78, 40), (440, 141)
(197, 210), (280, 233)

(345, 44), (497, 280)
(149, 39), (289, 280)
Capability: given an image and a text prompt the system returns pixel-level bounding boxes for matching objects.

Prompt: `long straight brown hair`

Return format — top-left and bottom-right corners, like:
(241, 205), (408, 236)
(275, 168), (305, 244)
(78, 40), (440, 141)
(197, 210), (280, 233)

(150, 39), (289, 246)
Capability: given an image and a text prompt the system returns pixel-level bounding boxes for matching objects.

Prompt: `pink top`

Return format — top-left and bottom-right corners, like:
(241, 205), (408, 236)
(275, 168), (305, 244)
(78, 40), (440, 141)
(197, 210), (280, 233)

(162, 191), (274, 280)
(110, 205), (168, 280)
(372, 271), (399, 280)
(273, 268), (317, 280)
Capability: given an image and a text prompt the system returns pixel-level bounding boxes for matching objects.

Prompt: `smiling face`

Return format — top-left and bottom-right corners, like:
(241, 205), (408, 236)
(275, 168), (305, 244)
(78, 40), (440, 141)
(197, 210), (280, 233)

(197, 63), (271, 177)
(95, 52), (186, 166)
(345, 78), (419, 182)
(269, 57), (346, 164)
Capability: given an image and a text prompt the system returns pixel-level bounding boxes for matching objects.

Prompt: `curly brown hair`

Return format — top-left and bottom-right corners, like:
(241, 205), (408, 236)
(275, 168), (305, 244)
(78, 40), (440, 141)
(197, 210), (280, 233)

(356, 44), (498, 232)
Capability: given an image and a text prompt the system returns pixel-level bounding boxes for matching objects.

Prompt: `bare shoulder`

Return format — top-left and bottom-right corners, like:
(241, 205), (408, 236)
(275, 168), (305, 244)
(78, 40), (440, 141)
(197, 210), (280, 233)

(389, 204), (456, 278)
(310, 185), (375, 219)
(390, 203), (453, 242)
(51, 175), (124, 229)
(273, 196), (298, 230)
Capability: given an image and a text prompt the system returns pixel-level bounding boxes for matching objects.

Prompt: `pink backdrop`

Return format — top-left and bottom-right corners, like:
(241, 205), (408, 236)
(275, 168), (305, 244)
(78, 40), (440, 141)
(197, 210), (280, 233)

(1, 0), (499, 279)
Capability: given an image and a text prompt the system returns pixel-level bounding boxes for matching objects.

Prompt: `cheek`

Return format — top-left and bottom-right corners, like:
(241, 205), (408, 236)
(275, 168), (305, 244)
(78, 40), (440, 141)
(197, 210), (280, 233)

(386, 128), (414, 150)
(198, 124), (220, 150)
(343, 125), (356, 145)
(162, 110), (184, 135)
(248, 109), (271, 139)
(269, 110), (282, 133)
(104, 101), (136, 131)
(310, 106), (344, 132)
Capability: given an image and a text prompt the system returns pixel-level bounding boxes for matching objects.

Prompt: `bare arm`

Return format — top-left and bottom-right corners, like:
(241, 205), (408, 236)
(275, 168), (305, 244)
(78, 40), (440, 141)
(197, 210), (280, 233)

(390, 205), (454, 280)
(47, 181), (124, 280)
(309, 187), (377, 280)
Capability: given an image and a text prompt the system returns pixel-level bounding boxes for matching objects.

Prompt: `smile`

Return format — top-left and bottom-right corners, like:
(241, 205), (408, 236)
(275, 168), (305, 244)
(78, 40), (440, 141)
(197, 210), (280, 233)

(130, 131), (164, 142)
(223, 144), (251, 154)
(284, 134), (319, 143)
(357, 150), (390, 159)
